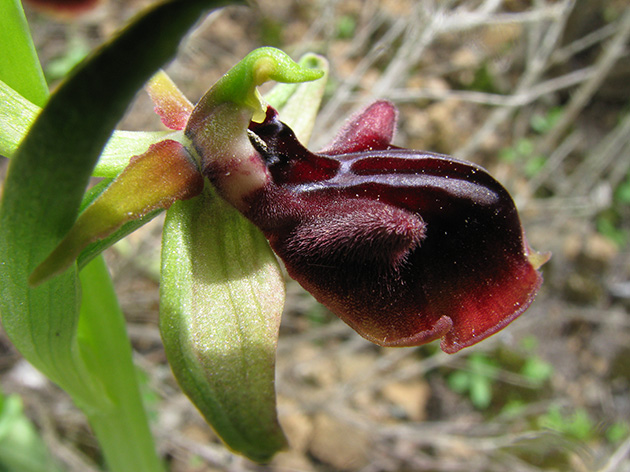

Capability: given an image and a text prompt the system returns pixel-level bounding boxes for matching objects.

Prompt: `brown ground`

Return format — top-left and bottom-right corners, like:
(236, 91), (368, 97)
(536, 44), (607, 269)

(2, 0), (630, 471)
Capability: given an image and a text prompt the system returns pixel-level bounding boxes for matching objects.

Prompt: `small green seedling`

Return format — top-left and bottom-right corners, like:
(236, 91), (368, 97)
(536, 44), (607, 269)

(447, 353), (499, 410)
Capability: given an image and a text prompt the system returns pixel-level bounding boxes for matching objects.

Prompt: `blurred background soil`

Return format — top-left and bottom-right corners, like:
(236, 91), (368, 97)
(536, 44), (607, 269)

(1, 0), (630, 471)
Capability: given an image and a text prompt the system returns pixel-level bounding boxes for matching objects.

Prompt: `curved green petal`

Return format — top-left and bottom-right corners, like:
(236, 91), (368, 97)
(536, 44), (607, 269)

(264, 53), (329, 145)
(188, 46), (324, 129)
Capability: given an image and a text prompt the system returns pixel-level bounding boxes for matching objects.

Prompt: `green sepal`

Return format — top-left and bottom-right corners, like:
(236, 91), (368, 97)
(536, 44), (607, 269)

(0, 77), (183, 178)
(95, 129), (178, 177)
(0, 77), (182, 178)
(30, 140), (204, 286)
(160, 186), (287, 462)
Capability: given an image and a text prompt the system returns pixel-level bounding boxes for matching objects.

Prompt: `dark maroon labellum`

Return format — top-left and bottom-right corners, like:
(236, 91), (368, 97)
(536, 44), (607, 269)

(239, 103), (544, 353)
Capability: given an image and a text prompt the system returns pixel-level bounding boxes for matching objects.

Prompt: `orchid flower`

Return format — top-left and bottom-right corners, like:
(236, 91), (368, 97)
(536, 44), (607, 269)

(242, 104), (549, 353)
(29, 46), (548, 461)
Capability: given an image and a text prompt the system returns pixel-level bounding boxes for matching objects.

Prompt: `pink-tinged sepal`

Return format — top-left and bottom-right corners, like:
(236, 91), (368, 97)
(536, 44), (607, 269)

(319, 100), (398, 155)
(146, 71), (193, 130)
(246, 106), (548, 353)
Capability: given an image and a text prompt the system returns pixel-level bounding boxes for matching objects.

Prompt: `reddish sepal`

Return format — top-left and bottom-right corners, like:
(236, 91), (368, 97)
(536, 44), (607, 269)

(319, 101), (398, 155)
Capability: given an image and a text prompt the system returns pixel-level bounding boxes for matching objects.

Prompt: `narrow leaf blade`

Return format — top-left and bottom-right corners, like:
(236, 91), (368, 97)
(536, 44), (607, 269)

(0, 0), (48, 106)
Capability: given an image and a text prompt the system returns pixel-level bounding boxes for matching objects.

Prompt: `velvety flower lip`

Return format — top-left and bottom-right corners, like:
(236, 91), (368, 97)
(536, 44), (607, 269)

(245, 102), (548, 353)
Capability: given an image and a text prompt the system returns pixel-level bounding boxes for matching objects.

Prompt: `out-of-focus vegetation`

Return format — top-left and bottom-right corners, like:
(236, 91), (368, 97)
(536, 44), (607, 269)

(1, 0), (629, 471)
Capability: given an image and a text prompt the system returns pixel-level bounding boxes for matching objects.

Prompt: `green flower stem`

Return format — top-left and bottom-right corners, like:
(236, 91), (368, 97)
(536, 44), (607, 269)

(78, 256), (163, 472)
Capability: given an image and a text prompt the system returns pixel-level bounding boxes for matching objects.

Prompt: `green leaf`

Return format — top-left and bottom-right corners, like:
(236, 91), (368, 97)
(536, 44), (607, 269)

(606, 422), (629, 443)
(469, 376), (492, 409)
(500, 399), (526, 418)
(0, 0), (48, 107)
(0, 78), (41, 159)
(538, 406), (595, 441)
(597, 214), (628, 247)
(77, 256), (164, 472)
(336, 15), (357, 39)
(615, 177), (630, 204)
(447, 370), (471, 393)
(515, 138), (534, 157)
(530, 107), (564, 134)
(519, 335), (539, 351)
(44, 34), (90, 83)
(160, 188), (287, 462)
(524, 155), (546, 177)
(469, 353), (499, 377)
